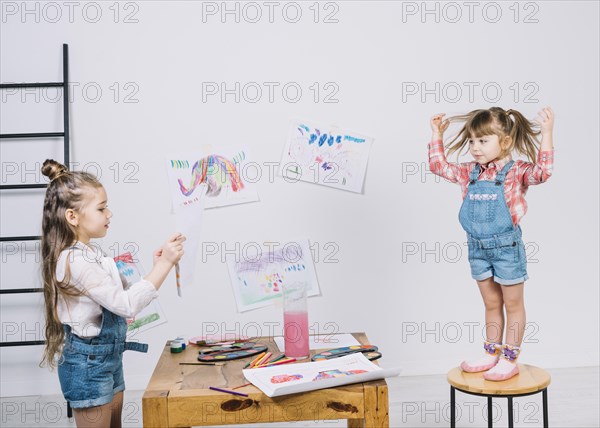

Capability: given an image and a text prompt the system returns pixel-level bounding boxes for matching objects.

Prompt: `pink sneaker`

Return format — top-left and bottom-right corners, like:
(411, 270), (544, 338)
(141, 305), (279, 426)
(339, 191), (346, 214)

(460, 341), (501, 373)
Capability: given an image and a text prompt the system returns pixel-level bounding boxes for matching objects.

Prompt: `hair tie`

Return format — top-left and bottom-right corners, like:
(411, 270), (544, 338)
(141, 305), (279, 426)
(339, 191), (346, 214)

(506, 109), (512, 116)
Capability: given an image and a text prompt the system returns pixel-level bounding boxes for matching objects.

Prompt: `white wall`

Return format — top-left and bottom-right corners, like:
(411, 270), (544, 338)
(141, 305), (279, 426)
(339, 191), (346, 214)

(1, 1), (598, 397)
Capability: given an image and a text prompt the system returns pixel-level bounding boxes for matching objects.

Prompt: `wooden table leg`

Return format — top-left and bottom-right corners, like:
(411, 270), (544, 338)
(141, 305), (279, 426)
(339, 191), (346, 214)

(142, 390), (169, 428)
(348, 381), (389, 428)
(348, 419), (365, 428)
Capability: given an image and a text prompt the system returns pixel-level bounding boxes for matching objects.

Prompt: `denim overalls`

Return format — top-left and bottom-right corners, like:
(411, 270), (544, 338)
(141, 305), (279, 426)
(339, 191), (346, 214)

(458, 160), (528, 285)
(58, 288), (148, 408)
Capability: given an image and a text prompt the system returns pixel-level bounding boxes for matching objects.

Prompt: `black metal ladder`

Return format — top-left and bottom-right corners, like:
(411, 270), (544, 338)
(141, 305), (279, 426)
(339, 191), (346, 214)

(0, 43), (72, 417)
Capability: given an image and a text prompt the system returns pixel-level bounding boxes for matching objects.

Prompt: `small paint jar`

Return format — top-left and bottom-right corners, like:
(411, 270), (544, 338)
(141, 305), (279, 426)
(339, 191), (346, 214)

(176, 337), (187, 350)
(170, 340), (183, 353)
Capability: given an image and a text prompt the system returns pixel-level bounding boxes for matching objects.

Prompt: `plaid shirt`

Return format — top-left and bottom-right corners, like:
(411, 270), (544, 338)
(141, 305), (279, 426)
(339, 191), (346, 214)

(428, 140), (554, 226)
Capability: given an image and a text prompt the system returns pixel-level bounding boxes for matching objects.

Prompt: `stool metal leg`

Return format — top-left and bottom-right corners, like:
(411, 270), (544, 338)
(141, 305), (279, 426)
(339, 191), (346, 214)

(487, 396), (493, 428)
(450, 386), (456, 428)
(507, 396), (514, 428)
(542, 388), (548, 428)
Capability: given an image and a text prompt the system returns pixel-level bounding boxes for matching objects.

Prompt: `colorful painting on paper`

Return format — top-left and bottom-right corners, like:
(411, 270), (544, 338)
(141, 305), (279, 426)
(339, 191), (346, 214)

(114, 252), (167, 333)
(226, 239), (321, 312)
(166, 150), (259, 209)
(280, 121), (374, 193)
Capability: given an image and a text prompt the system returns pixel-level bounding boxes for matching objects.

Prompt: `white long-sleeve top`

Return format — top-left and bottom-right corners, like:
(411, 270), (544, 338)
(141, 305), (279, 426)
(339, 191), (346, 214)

(56, 242), (158, 338)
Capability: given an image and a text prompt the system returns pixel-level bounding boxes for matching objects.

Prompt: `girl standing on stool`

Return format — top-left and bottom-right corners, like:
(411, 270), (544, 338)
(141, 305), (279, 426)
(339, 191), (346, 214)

(429, 107), (554, 381)
(39, 159), (186, 427)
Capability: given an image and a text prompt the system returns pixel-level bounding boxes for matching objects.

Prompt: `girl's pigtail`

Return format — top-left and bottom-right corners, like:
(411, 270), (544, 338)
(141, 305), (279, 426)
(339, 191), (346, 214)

(507, 110), (540, 163)
(445, 110), (484, 159)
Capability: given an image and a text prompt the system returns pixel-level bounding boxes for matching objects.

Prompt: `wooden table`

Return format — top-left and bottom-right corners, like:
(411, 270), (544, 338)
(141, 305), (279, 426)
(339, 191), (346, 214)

(447, 364), (551, 428)
(143, 333), (389, 427)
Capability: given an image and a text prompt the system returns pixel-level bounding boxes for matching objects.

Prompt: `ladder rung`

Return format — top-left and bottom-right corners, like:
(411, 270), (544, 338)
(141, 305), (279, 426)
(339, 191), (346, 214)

(0, 288), (43, 294)
(0, 236), (41, 242)
(0, 341), (46, 347)
(0, 184), (47, 190)
(0, 132), (64, 139)
(0, 82), (63, 89)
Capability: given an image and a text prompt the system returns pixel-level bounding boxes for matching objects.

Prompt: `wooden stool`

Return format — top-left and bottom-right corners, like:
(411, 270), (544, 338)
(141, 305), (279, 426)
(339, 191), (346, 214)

(447, 364), (551, 428)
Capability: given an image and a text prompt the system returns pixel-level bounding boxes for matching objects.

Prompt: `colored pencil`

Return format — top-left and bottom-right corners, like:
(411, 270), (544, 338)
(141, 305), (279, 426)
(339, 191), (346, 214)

(231, 382), (252, 390)
(209, 386), (248, 397)
(246, 352), (265, 369)
(266, 353), (286, 364)
(255, 357), (296, 368)
(179, 362), (217, 366)
(254, 352), (271, 367)
(175, 263), (182, 297)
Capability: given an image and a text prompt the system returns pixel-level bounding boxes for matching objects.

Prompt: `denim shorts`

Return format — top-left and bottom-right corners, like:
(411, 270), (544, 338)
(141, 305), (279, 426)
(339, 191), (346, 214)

(467, 232), (528, 286)
(57, 334), (125, 408)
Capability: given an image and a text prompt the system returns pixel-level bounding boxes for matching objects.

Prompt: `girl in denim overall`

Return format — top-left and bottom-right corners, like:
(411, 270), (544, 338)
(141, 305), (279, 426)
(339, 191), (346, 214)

(40, 159), (186, 427)
(429, 107), (555, 381)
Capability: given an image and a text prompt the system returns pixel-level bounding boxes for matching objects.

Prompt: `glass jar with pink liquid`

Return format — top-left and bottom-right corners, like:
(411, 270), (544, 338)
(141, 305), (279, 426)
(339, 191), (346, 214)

(282, 281), (309, 359)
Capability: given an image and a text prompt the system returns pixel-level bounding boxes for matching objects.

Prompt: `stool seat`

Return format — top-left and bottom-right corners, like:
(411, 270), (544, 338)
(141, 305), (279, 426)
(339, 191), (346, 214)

(447, 364), (551, 427)
(447, 364), (551, 395)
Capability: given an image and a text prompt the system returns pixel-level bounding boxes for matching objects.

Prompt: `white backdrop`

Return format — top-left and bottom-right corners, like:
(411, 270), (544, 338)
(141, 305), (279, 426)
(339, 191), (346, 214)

(1, 1), (598, 397)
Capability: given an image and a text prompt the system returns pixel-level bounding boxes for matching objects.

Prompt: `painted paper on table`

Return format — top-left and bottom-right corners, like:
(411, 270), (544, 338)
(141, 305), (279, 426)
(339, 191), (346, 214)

(226, 239), (320, 312)
(114, 252), (167, 333)
(280, 121), (374, 193)
(243, 353), (401, 397)
(166, 150), (259, 210)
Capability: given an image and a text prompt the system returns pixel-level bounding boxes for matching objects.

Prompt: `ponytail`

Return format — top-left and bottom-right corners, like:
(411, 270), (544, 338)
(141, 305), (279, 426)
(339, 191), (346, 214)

(506, 109), (540, 162)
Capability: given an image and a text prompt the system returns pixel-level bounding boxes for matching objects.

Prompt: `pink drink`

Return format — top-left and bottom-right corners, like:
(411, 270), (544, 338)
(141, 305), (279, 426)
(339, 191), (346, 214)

(283, 311), (309, 358)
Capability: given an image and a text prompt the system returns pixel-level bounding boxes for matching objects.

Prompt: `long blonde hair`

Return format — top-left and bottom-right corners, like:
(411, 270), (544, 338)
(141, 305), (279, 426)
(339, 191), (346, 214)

(40, 159), (102, 368)
(445, 107), (540, 162)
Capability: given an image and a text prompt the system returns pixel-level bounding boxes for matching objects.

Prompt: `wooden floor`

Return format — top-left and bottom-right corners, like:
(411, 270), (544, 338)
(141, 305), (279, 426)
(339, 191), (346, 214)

(1, 366), (597, 427)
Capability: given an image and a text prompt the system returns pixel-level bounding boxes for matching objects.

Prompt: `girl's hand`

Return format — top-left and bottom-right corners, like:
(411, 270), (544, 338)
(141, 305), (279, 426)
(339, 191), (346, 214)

(533, 106), (554, 135)
(153, 248), (162, 265)
(158, 233), (186, 265)
(430, 113), (449, 138)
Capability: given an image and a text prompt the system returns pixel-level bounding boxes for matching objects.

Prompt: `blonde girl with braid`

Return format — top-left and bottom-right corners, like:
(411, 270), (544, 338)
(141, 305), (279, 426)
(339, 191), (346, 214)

(428, 107), (555, 381)
(40, 159), (185, 427)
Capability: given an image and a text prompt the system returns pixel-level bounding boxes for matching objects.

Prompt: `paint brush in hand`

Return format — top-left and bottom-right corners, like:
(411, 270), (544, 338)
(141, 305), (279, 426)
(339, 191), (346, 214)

(170, 232), (184, 297)
(175, 263), (182, 297)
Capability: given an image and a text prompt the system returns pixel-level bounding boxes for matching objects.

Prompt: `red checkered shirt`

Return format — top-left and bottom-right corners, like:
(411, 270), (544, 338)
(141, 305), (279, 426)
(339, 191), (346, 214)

(428, 140), (554, 226)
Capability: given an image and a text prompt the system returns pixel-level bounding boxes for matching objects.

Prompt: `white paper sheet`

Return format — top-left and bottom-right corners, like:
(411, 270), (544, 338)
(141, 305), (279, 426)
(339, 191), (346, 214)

(280, 120), (374, 193)
(243, 353), (400, 397)
(226, 239), (321, 312)
(166, 149), (259, 210)
(114, 252), (167, 333)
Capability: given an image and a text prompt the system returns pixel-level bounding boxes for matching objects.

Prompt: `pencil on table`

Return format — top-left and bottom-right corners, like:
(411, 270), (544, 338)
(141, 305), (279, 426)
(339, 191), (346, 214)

(255, 357), (296, 368)
(266, 353), (286, 364)
(231, 382), (252, 390)
(246, 352), (265, 369)
(254, 352), (272, 367)
(209, 386), (248, 397)
(179, 362), (218, 366)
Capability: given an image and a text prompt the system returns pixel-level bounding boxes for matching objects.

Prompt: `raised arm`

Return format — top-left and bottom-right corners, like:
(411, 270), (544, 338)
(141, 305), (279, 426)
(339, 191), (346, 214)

(522, 107), (555, 185)
(428, 113), (471, 184)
